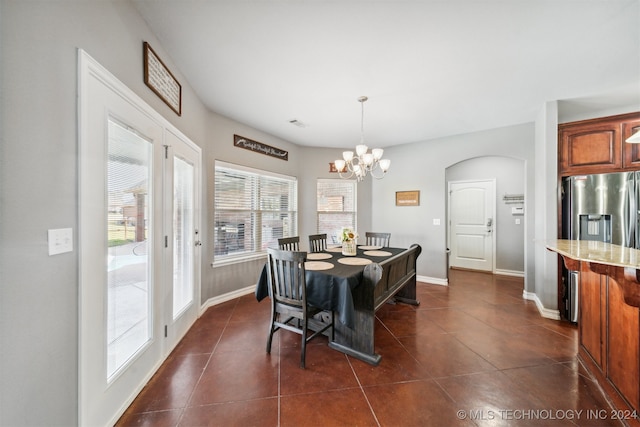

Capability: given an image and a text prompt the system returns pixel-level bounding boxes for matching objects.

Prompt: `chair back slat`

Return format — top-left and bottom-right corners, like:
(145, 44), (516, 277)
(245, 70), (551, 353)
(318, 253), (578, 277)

(267, 247), (307, 308)
(278, 236), (300, 251)
(365, 232), (391, 247)
(308, 233), (327, 253)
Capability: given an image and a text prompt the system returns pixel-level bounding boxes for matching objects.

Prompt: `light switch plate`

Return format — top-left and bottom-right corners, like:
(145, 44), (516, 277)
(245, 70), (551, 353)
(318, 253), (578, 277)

(433, 218), (441, 226)
(48, 228), (73, 255)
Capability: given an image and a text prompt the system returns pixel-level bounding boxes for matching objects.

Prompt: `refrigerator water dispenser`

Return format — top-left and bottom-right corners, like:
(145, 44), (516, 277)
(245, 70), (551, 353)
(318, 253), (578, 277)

(578, 214), (611, 243)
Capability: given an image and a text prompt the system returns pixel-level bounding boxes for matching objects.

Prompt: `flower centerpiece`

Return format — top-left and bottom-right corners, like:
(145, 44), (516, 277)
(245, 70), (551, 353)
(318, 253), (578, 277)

(338, 227), (358, 256)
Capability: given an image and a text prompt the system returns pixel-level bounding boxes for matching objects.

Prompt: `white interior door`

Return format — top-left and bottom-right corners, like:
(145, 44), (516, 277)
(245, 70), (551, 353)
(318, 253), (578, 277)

(448, 179), (495, 272)
(79, 51), (200, 426)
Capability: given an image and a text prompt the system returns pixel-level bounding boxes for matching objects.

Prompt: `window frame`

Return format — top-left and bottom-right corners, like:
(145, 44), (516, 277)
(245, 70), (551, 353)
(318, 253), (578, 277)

(213, 160), (298, 266)
(316, 178), (357, 245)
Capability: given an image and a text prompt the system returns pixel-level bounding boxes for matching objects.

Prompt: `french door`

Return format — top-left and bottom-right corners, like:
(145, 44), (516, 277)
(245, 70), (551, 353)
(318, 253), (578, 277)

(79, 50), (200, 426)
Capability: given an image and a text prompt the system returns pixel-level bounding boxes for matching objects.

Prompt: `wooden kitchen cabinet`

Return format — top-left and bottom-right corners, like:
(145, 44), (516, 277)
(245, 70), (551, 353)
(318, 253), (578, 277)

(607, 277), (640, 412)
(559, 112), (640, 176)
(579, 264), (605, 371)
(623, 117), (640, 168)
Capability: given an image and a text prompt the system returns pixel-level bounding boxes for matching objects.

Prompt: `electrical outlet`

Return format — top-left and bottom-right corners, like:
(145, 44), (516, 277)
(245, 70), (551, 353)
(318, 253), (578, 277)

(433, 218), (441, 226)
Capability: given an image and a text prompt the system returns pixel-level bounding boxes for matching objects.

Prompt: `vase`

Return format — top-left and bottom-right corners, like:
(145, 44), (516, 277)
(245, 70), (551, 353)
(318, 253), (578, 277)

(342, 240), (357, 256)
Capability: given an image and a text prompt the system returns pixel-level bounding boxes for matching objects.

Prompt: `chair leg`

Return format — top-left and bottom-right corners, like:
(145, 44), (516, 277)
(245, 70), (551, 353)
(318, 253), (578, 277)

(300, 317), (308, 369)
(266, 311), (276, 354)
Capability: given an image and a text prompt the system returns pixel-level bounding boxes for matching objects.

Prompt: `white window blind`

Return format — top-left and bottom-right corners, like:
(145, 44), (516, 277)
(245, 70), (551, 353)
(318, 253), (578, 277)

(214, 161), (297, 261)
(317, 179), (356, 244)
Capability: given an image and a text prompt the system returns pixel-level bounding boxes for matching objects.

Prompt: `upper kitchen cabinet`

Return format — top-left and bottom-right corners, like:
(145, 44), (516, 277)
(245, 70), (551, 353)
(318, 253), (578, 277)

(623, 117), (640, 168)
(559, 112), (640, 176)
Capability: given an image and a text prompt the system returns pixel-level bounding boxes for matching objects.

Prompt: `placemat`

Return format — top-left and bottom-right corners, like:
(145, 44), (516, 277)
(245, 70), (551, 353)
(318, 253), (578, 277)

(326, 247), (344, 253)
(307, 253), (333, 260)
(305, 261), (335, 271)
(358, 245), (382, 250)
(338, 257), (373, 266)
(363, 250), (392, 257)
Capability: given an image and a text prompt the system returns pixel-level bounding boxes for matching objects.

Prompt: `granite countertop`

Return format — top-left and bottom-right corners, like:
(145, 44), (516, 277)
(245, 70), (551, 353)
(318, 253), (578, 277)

(545, 239), (640, 269)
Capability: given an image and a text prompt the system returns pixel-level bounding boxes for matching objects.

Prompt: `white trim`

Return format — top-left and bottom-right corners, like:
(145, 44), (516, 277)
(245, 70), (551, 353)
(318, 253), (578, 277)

(215, 159), (296, 181)
(417, 274), (448, 286)
(200, 285), (256, 315)
(523, 290), (561, 320)
(495, 269), (525, 278)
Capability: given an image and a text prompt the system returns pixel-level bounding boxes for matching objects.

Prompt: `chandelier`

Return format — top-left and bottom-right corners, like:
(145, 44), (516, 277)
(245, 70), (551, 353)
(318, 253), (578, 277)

(334, 96), (390, 181)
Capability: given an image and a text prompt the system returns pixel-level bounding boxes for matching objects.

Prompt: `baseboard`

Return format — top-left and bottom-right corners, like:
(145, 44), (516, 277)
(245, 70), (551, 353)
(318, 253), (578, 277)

(523, 290), (561, 320)
(495, 269), (524, 277)
(200, 285), (255, 315)
(417, 274), (448, 286)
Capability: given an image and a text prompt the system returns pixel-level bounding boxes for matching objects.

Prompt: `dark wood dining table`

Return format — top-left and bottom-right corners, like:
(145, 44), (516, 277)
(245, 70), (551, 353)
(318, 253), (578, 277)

(255, 244), (422, 365)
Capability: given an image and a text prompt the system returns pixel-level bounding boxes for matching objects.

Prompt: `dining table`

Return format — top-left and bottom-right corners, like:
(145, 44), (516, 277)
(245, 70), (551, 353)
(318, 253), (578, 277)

(255, 243), (422, 365)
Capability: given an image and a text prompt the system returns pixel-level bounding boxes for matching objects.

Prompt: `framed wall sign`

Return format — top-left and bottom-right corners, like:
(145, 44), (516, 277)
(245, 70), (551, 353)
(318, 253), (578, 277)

(396, 190), (420, 206)
(143, 42), (182, 116)
(233, 135), (288, 160)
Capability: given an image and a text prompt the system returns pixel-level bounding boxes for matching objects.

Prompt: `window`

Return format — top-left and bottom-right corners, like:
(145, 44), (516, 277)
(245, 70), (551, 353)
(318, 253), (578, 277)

(214, 161), (297, 261)
(316, 179), (357, 244)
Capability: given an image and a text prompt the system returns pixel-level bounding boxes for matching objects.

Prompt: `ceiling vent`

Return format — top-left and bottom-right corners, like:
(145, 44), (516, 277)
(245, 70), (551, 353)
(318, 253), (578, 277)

(289, 119), (307, 128)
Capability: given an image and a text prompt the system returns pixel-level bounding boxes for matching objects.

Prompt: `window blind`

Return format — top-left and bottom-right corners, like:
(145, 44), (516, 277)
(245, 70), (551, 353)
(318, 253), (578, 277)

(214, 161), (297, 260)
(316, 179), (356, 244)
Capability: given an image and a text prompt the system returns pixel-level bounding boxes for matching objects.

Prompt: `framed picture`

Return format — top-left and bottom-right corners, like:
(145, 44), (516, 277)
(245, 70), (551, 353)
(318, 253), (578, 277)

(396, 190), (420, 206)
(143, 42), (182, 116)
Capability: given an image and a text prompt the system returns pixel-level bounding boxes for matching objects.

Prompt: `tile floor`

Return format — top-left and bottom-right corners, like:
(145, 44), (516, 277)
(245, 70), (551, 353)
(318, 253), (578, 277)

(116, 269), (621, 427)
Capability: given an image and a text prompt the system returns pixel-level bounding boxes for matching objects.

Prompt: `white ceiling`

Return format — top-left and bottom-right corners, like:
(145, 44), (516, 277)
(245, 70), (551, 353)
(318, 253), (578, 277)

(132, 0), (640, 149)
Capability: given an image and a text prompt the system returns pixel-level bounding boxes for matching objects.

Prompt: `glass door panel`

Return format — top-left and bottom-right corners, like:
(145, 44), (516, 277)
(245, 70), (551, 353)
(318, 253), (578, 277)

(106, 119), (152, 380)
(173, 156), (194, 317)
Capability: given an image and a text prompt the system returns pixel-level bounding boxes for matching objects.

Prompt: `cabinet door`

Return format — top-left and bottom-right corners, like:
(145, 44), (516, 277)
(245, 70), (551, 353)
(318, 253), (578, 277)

(622, 118), (640, 168)
(579, 265), (605, 369)
(559, 122), (621, 174)
(607, 277), (640, 411)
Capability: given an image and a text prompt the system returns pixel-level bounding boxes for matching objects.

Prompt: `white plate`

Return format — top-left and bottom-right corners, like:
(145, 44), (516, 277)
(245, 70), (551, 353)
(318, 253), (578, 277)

(326, 247), (343, 253)
(358, 245), (382, 250)
(305, 261), (335, 271)
(338, 257), (372, 266)
(363, 250), (392, 257)
(307, 252), (332, 260)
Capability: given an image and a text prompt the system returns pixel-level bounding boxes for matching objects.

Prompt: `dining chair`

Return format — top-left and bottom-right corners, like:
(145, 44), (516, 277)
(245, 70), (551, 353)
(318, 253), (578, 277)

(365, 232), (391, 247)
(308, 233), (327, 253)
(277, 236), (300, 251)
(265, 248), (334, 368)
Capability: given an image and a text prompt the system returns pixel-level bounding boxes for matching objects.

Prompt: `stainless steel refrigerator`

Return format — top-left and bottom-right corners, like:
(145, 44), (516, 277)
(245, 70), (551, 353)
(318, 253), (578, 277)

(561, 171), (638, 322)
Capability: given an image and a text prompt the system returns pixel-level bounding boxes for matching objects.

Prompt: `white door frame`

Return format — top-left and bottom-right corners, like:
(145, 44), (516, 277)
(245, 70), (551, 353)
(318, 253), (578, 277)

(78, 49), (201, 427)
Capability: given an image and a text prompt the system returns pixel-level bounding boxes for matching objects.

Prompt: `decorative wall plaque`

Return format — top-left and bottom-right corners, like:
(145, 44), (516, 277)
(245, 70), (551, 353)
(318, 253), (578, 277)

(233, 135), (288, 160)
(396, 190), (420, 206)
(329, 162), (347, 173)
(143, 42), (182, 116)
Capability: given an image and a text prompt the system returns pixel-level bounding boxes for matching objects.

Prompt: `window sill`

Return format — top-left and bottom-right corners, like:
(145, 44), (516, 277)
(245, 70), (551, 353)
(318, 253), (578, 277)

(211, 252), (266, 268)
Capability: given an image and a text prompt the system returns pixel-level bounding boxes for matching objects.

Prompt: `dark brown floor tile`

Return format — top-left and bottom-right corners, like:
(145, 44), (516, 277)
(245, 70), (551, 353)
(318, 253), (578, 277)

(399, 333), (497, 377)
(436, 370), (563, 427)
(364, 380), (476, 426)
(198, 300), (236, 323)
(116, 409), (183, 427)
(170, 321), (226, 356)
(453, 327), (556, 370)
(179, 398), (278, 427)
(280, 388), (377, 427)
(230, 293), (272, 323)
(189, 350), (279, 405)
(279, 342), (359, 395)
(513, 325), (578, 363)
(122, 354), (210, 414)
(348, 339), (431, 386)
(376, 307), (447, 338)
(214, 318), (278, 354)
(420, 307), (496, 334)
(502, 363), (621, 426)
